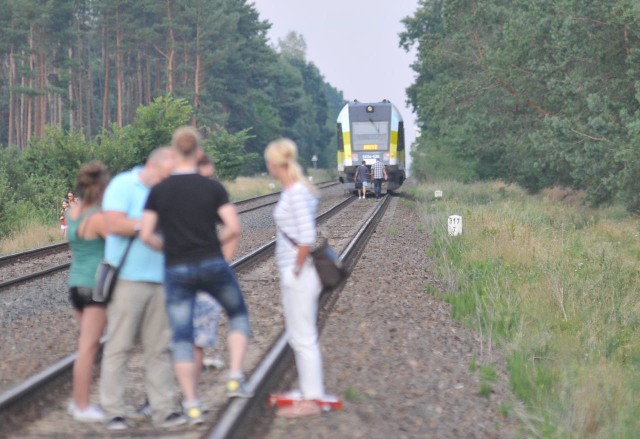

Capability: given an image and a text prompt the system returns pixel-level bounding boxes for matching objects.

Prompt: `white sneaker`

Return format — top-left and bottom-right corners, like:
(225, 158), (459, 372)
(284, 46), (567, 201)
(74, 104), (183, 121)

(203, 356), (225, 369)
(73, 404), (105, 422)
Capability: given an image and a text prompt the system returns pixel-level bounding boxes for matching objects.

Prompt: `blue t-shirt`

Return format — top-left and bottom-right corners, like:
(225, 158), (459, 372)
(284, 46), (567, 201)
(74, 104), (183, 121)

(103, 167), (165, 283)
(356, 164), (368, 182)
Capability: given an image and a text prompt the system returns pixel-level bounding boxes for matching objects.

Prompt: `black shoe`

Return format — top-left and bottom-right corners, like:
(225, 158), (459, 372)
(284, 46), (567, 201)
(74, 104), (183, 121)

(158, 412), (187, 428)
(128, 399), (151, 421)
(106, 416), (128, 430)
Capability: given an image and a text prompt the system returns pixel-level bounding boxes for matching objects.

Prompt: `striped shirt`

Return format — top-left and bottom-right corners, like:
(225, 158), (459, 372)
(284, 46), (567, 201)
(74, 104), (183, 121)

(371, 161), (386, 179)
(273, 182), (318, 271)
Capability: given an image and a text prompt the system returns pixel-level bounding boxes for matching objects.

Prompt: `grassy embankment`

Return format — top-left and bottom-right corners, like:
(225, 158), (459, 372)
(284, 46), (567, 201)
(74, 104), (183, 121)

(411, 181), (640, 438)
(0, 169), (332, 254)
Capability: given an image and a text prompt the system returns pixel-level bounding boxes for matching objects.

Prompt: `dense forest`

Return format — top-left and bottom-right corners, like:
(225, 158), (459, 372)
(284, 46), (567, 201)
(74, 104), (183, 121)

(0, 0), (346, 237)
(402, 0), (640, 210)
(0, 0), (344, 166)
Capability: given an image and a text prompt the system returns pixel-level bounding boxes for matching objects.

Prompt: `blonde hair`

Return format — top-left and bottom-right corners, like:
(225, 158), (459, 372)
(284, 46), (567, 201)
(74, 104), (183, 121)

(172, 126), (201, 157)
(264, 138), (317, 196)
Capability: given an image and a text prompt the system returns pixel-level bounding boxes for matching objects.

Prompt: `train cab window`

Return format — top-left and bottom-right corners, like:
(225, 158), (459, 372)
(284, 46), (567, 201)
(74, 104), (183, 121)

(351, 121), (389, 151)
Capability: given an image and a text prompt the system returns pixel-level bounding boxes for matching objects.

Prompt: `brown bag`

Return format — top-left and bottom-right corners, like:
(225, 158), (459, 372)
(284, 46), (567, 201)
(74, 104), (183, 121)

(281, 231), (349, 289)
(310, 238), (348, 289)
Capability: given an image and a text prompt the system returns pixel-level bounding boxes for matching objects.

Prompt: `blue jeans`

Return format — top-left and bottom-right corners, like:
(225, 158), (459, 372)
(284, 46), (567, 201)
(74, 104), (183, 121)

(164, 257), (250, 361)
(373, 179), (383, 198)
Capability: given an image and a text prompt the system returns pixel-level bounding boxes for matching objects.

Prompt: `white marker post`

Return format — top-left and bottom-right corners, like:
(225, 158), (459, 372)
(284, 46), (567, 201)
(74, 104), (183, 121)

(448, 215), (462, 236)
(434, 190), (443, 199)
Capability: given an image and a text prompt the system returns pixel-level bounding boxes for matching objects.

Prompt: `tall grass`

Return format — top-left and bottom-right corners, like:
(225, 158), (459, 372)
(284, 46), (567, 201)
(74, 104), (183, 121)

(0, 170), (334, 254)
(416, 181), (640, 438)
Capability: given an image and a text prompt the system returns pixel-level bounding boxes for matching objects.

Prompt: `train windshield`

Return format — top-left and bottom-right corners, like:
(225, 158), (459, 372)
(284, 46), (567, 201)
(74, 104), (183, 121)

(351, 121), (389, 151)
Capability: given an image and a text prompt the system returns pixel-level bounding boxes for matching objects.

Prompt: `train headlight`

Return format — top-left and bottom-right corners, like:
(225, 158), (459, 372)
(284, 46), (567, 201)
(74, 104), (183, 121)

(366, 105), (374, 113)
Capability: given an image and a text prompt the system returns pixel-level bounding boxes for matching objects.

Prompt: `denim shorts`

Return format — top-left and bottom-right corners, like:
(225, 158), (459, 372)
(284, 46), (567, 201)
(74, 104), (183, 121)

(193, 292), (222, 348)
(164, 257), (250, 361)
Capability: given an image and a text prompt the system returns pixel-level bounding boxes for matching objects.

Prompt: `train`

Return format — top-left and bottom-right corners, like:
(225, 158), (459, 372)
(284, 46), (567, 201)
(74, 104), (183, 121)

(336, 100), (406, 194)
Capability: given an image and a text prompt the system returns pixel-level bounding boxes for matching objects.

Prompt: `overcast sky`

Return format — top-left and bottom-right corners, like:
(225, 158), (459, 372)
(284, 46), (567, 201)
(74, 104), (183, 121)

(250, 0), (420, 162)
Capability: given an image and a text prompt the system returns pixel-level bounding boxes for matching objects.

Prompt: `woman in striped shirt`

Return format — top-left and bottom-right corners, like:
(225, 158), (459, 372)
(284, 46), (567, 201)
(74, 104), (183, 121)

(265, 138), (324, 418)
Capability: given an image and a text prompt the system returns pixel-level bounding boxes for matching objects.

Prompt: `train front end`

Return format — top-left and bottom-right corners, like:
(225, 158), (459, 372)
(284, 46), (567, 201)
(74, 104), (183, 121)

(337, 100), (406, 193)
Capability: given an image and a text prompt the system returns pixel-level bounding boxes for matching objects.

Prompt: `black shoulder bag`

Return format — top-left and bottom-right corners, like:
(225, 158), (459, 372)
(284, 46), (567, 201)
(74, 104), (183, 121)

(92, 237), (135, 303)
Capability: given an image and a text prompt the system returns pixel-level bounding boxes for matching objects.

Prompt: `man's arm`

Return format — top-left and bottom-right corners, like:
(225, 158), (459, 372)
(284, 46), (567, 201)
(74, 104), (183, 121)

(140, 210), (163, 251)
(104, 211), (140, 237)
(217, 203), (241, 262)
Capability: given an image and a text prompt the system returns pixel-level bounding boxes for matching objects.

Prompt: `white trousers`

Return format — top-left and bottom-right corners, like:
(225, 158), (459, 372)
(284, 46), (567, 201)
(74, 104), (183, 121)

(280, 260), (325, 399)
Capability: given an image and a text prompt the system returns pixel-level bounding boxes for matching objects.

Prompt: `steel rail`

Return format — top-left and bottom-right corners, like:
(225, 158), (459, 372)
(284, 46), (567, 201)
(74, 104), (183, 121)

(205, 195), (391, 439)
(0, 181), (340, 292)
(0, 242), (68, 268)
(0, 263), (71, 291)
(0, 181), (338, 267)
(0, 193), (354, 429)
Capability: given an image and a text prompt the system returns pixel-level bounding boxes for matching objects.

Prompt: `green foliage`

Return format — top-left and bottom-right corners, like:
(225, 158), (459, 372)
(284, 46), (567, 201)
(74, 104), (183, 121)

(93, 127), (137, 176)
(126, 95), (193, 164)
(343, 384), (370, 403)
(419, 180), (640, 437)
(0, 96), (271, 239)
(402, 0), (640, 210)
(411, 135), (477, 183)
(0, 0), (342, 172)
(202, 127), (257, 181)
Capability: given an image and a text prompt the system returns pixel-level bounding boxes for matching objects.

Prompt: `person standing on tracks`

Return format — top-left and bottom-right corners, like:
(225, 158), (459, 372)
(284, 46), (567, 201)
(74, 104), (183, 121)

(193, 150), (224, 377)
(141, 127), (253, 425)
(66, 162), (109, 423)
(99, 147), (185, 431)
(264, 138), (326, 418)
(60, 199), (69, 238)
(370, 157), (388, 199)
(67, 191), (78, 207)
(354, 160), (369, 199)
(127, 150), (225, 422)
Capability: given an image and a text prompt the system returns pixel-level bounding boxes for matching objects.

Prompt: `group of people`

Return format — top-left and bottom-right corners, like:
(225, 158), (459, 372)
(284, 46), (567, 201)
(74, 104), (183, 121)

(65, 127), (331, 430)
(354, 157), (388, 199)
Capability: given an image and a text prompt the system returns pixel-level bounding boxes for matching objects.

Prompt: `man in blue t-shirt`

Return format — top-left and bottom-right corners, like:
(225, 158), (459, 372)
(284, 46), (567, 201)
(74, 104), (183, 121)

(354, 160), (369, 199)
(99, 147), (185, 431)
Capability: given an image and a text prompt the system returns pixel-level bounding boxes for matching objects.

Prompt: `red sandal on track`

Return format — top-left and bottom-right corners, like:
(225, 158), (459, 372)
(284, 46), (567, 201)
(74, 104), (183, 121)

(276, 400), (322, 418)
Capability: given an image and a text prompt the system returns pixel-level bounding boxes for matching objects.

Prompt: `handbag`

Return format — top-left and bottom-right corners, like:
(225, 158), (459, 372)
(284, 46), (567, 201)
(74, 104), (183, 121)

(281, 230), (348, 289)
(310, 237), (348, 288)
(92, 237), (135, 303)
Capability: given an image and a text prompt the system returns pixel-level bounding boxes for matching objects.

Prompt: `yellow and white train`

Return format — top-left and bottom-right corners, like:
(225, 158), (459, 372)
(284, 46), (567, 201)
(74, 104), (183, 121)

(336, 100), (406, 193)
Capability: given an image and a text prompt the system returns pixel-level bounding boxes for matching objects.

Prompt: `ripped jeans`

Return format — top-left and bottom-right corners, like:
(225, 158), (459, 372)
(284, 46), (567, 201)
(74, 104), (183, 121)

(164, 256), (250, 362)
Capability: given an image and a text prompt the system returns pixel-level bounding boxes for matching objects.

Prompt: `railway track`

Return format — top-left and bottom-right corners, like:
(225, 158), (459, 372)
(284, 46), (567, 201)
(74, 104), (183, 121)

(0, 181), (339, 292)
(0, 192), (390, 438)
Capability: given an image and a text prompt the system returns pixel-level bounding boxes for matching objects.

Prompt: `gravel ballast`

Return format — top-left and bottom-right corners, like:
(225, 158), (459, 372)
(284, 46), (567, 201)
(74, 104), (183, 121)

(265, 193), (524, 439)
(3, 187), (527, 438)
